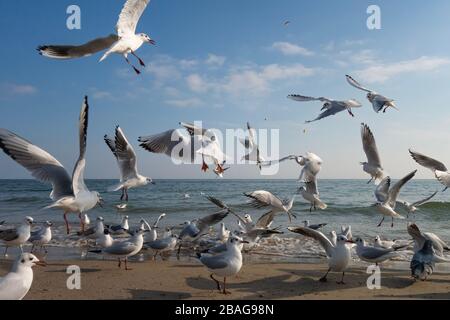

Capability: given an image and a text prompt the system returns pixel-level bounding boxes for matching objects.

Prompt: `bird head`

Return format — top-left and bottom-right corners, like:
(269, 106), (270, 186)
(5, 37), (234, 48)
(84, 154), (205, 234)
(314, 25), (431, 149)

(25, 216), (34, 225)
(139, 33), (156, 45)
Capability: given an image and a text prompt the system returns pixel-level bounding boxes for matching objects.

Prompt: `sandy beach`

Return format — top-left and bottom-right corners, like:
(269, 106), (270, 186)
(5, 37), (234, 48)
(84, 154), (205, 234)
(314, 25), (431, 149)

(2, 257), (449, 300)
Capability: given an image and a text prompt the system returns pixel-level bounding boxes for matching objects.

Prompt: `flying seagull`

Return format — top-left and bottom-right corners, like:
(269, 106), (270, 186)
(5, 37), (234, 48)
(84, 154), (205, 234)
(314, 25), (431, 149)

(37, 0), (155, 74)
(397, 191), (438, 217)
(240, 122), (264, 169)
(287, 94), (362, 123)
(409, 149), (450, 192)
(373, 171), (417, 227)
(346, 75), (397, 113)
(0, 97), (103, 234)
(262, 152), (323, 182)
(105, 126), (154, 201)
(244, 190), (296, 223)
(360, 123), (385, 184)
(298, 179), (327, 212)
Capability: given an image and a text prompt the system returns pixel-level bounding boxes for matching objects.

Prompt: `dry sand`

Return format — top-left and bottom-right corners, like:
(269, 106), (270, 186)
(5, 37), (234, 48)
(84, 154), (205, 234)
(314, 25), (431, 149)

(1, 257), (450, 300)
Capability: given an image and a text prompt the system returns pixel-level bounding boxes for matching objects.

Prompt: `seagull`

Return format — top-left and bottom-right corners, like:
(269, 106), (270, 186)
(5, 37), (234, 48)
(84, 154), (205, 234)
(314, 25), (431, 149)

(116, 203), (128, 210)
(410, 240), (450, 281)
(397, 191), (438, 217)
(81, 214), (90, 227)
(373, 236), (396, 250)
(138, 213), (165, 242)
(409, 149), (450, 192)
(37, 0), (156, 75)
(138, 122), (227, 175)
(298, 180), (327, 212)
(89, 229), (144, 270)
(244, 190), (296, 223)
(288, 226), (354, 284)
(354, 237), (404, 266)
(345, 75), (397, 113)
(105, 126), (154, 202)
(288, 94), (362, 123)
(179, 210), (229, 242)
(360, 123), (385, 184)
(145, 233), (178, 260)
(206, 196), (284, 244)
(29, 221), (53, 253)
(373, 171), (417, 227)
(77, 217), (105, 238)
(303, 220), (327, 230)
(96, 229), (114, 249)
(240, 122), (264, 169)
(261, 152), (323, 182)
(407, 223), (450, 257)
(217, 223), (230, 243)
(0, 217), (33, 256)
(0, 253), (45, 300)
(0, 97), (103, 234)
(108, 215), (129, 234)
(197, 236), (248, 295)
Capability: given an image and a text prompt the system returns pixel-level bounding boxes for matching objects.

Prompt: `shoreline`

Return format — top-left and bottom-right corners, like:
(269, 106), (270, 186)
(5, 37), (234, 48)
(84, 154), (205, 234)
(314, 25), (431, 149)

(2, 258), (450, 300)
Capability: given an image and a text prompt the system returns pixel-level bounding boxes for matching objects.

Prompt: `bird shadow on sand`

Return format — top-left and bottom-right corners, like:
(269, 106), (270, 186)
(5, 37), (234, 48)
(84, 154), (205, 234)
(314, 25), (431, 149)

(127, 289), (192, 300)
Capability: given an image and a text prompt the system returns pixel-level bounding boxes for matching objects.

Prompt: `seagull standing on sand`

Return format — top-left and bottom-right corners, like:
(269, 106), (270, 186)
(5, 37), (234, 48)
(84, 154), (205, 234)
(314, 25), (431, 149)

(410, 240), (450, 281)
(360, 123), (385, 184)
(373, 170), (417, 227)
(345, 75), (397, 113)
(38, 0), (156, 75)
(289, 226), (354, 284)
(96, 229), (114, 249)
(0, 253), (45, 300)
(146, 233), (178, 260)
(90, 229), (144, 270)
(0, 97), (103, 234)
(0, 217), (33, 256)
(409, 150), (450, 192)
(287, 94), (362, 123)
(244, 190), (296, 223)
(77, 217), (105, 239)
(105, 126), (154, 202)
(198, 236), (248, 295)
(29, 221), (52, 253)
(354, 237), (404, 266)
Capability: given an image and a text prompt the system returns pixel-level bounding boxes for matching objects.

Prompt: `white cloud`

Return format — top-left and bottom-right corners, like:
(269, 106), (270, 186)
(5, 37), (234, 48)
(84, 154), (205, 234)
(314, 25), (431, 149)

(186, 74), (207, 93)
(147, 64), (181, 81)
(354, 56), (450, 83)
(165, 98), (204, 108)
(1, 83), (37, 95)
(205, 54), (226, 67)
(271, 41), (314, 56)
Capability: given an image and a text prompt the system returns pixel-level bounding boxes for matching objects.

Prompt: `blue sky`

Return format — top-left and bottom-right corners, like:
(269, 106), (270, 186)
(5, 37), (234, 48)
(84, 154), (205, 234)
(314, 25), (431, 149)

(1, 0), (450, 179)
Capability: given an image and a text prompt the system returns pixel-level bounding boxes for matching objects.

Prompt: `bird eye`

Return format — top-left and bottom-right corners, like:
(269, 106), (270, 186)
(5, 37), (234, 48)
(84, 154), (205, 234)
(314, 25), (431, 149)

(21, 259), (25, 263)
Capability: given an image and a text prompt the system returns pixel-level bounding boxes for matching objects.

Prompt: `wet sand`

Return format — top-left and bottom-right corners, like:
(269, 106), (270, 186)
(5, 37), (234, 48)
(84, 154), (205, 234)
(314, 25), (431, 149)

(1, 257), (450, 300)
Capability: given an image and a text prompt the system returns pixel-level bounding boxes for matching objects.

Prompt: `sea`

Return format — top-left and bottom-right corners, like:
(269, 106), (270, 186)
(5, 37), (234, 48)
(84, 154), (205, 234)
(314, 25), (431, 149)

(1, 179), (450, 269)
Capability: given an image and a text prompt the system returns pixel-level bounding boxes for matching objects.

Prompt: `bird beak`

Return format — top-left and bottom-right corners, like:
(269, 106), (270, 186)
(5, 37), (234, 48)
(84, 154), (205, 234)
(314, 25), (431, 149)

(240, 240), (250, 244)
(149, 39), (156, 45)
(35, 261), (47, 267)
(346, 240), (355, 244)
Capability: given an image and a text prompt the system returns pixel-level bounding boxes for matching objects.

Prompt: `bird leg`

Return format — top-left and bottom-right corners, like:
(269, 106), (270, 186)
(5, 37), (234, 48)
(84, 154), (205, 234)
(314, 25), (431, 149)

(125, 258), (132, 271)
(210, 274), (222, 292)
(215, 163), (225, 175)
(367, 177), (373, 184)
(309, 205), (313, 213)
(336, 272), (346, 285)
(78, 212), (85, 232)
(319, 268), (330, 282)
(131, 50), (146, 67)
(4, 246), (8, 256)
(442, 187), (448, 192)
(177, 243), (182, 260)
(124, 56), (141, 75)
(391, 217), (394, 228)
(347, 109), (355, 117)
(120, 188), (125, 201)
(31, 244), (35, 253)
(118, 258), (122, 268)
(125, 189), (129, 202)
(63, 211), (70, 235)
(201, 161), (209, 172)
(223, 277), (231, 295)
(377, 217), (385, 227)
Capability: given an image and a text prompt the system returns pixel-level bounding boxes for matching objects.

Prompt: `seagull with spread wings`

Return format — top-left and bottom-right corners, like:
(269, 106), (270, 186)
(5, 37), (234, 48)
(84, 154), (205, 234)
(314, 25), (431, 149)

(346, 75), (397, 113)
(397, 191), (438, 217)
(105, 126), (154, 202)
(244, 190), (296, 223)
(298, 180), (327, 212)
(373, 170), (417, 227)
(262, 152), (323, 182)
(409, 149), (450, 192)
(360, 123), (385, 184)
(0, 97), (103, 234)
(240, 122), (264, 170)
(38, 0), (155, 74)
(288, 94), (362, 123)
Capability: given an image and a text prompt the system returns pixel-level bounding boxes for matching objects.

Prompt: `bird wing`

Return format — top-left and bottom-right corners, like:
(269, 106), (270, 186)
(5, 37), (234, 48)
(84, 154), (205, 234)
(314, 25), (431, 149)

(0, 129), (73, 200)
(345, 75), (372, 93)
(361, 123), (382, 167)
(37, 34), (119, 59)
(205, 196), (246, 224)
(255, 211), (275, 229)
(375, 177), (390, 203)
(305, 179), (319, 196)
(0, 228), (19, 241)
(244, 190), (283, 209)
(200, 254), (229, 269)
(407, 224), (426, 252)
(288, 226), (334, 257)
(179, 122), (208, 137)
(305, 104), (347, 123)
(196, 210), (229, 232)
(116, 0), (151, 37)
(388, 170), (417, 206)
(113, 126), (139, 181)
(359, 246), (393, 260)
(138, 129), (190, 159)
(411, 191), (438, 207)
(71, 97), (89, 195)
(260, 155), (297, 167)
(287, 95), (330, 103)
(105, 240), (137, 255)
(409, 150), (447, 172)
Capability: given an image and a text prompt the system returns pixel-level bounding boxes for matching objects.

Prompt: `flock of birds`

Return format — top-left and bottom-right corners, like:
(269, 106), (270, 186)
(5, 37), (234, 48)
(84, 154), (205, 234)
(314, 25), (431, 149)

(0, 0), (449, 300)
